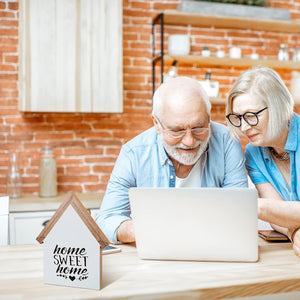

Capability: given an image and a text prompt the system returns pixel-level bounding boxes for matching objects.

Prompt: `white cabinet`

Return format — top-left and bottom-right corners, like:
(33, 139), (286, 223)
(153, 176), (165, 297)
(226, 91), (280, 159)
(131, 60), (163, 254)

(9, 211), (55, 245)
(19, 0), (123, 113)
(9, 208), (100, 245)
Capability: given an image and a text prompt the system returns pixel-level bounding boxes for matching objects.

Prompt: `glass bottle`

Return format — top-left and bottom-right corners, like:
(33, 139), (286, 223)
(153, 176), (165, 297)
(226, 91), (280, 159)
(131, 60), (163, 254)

(163, 60), (178, 83)
(278, 44), (289, 61)
(293, 45), (300, 62)
(39, 143), (57, 197)
(7, 151), (22, 198)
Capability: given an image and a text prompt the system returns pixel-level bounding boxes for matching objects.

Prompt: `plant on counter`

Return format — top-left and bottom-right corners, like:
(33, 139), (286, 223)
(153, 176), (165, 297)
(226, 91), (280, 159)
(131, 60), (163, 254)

(195, 0), (267, 6)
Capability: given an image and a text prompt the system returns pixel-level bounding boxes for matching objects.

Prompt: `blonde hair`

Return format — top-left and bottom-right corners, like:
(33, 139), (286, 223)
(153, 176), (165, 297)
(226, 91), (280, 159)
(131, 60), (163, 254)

(227, 66), (294, 141)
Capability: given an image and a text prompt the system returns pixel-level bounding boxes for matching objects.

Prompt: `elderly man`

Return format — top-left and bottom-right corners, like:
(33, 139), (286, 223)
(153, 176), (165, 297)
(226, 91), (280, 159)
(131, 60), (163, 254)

(96, 77), (248, 244)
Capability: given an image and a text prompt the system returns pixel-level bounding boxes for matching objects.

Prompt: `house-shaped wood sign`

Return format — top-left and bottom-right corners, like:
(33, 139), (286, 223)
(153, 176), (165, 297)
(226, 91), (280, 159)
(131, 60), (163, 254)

(36, 192), (109, 290)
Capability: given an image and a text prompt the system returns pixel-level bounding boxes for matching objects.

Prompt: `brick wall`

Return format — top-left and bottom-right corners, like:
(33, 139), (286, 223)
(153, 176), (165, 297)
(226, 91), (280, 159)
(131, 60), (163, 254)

(0, 0), (299, 195)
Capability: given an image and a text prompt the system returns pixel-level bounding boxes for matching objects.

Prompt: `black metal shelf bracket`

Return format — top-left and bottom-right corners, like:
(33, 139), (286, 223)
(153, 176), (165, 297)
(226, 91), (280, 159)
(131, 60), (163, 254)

(152, 13), (164, 95)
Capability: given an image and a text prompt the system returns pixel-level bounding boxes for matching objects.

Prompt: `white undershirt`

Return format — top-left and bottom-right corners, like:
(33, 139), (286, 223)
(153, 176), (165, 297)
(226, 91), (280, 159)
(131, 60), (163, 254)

(175, 157), (202, 187)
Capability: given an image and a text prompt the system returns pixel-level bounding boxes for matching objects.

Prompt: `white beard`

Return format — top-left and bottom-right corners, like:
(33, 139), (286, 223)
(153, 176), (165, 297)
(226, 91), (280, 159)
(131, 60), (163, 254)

(161, 132), (210, 166)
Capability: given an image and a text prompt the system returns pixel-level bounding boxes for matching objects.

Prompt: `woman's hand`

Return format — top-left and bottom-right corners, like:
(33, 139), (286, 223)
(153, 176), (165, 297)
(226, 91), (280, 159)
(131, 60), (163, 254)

(292, 229), (300, 257)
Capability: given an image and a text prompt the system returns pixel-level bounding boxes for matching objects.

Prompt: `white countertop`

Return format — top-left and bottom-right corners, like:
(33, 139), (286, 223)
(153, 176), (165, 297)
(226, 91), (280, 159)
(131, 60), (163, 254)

(8, 192), (104, 212)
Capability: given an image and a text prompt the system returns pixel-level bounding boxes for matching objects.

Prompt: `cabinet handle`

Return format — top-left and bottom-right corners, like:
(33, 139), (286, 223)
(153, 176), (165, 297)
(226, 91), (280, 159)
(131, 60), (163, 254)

(42, 219), (50, 227)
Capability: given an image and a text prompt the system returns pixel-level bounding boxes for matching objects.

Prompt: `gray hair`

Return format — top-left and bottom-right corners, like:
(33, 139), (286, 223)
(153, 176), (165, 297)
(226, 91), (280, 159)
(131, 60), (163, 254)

(226, 66), (294, 141)
(152, 76), (211, 120)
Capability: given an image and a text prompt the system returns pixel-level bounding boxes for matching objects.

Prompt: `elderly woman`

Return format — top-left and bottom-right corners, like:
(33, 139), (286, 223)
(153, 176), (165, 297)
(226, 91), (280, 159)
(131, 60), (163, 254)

(226, 66), (300, 256)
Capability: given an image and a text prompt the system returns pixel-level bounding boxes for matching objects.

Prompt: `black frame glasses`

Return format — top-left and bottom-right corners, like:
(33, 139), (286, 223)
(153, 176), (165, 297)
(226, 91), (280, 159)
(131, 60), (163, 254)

(226, 107), (268, 128)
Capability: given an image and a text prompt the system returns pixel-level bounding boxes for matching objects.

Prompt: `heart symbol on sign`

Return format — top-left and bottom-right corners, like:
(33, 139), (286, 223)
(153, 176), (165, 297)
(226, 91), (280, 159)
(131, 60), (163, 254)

(69, 276), (75, 281)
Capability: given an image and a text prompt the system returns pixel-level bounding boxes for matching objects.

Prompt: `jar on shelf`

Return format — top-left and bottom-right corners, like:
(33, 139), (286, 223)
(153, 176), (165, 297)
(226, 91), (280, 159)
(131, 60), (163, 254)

(229, 46), (242, 59)
(293, 46), (300, 62)
(278, 44), (289, 61)
(7, 151), (22, 198)
(168, 34), (190, 56)
(39, 143), (57, 197)
(201, 46), (210, 57)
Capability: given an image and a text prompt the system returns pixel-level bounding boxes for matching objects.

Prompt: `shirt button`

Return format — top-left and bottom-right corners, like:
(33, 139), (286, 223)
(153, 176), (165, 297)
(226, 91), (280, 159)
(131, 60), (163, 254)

(170, 175), (174, 179)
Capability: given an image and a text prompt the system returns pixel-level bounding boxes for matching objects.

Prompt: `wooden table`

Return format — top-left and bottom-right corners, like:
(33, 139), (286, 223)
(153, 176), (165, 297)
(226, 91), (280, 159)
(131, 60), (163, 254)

(1, 239), (300, 299)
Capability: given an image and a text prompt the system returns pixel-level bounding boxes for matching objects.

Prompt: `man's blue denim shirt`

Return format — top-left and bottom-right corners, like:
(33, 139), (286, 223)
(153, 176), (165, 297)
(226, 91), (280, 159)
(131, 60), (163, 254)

(96, 121), (248, 243)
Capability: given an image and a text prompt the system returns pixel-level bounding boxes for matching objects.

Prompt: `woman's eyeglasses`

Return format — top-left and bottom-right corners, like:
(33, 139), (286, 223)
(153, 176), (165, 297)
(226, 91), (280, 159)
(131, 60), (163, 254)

(226, 107), (268, 128)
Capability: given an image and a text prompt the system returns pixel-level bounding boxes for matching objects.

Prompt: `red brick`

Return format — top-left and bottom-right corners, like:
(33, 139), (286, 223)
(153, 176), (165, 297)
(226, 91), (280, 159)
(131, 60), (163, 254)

(35, 133), (74, 140)
(153, 3), (178, 10)
(0, 20), (18, 27)
(22, 176), (39, 184)
(123, 9), (154, 18)
(75, 131), (113, 139)
(45, 114), (84, 123)
(12, 124), (53, 133)
(7, 133), (34, 141)
(101, 174), (111, 182)
(130, 1), (151, 10)
(8, 2), (18, 10)
(58, 175), (99, 183)
(84, 183), (108, 192)
(92, 165), (114, 173)
(0, 81), (17, 89)
(0, 11), (15, 18)
(54, 123), (91, 131)
(87, 138), (122, 147)
(105, 147), (121, 156)
(85, 156), (117, 164)
(66, 166), (91, 174)
(64, 148), (103, 156)
(58, 184), (83, 193)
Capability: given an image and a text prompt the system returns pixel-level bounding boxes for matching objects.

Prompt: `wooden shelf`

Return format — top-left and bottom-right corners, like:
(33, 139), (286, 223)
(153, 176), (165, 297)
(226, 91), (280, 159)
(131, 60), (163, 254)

(151, 11), (300, 94)
(155, 10), (300, 33)
(210, 97), (226, 105)
(154, 55), (300, 70)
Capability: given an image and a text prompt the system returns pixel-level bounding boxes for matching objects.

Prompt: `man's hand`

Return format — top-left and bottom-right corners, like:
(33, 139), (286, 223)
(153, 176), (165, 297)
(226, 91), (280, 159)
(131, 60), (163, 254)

(117, 220), (135, 243)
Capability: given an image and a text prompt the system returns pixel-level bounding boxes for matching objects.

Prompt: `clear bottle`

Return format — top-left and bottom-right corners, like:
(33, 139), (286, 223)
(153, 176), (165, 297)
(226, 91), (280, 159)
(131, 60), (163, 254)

(7, 151), (22, 198)
(39, 143), (57, 197)
(198, 72), (219, 98)
(293, 45), (300, 62)
(278, 44), (289, 61)
(163, 60), (178, 82)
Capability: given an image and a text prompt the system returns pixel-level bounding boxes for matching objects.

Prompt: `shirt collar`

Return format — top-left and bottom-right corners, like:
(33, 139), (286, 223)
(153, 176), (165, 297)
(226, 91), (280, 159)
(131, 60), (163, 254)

(285, 113), (298, 152)
(262, 113), (297, 160)
(156, 133), (171, 165)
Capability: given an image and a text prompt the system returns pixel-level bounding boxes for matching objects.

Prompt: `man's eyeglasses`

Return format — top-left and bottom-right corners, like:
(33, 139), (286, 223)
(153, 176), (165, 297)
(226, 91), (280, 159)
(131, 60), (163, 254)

(155, 117), (210, 139)
(226, 107), (268, 128)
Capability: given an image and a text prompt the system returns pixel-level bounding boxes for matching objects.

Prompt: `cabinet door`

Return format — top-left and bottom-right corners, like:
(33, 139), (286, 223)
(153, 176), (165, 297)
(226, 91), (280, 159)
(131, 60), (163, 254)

(19, 0), (123, 113)
(9, 211), (55, 245)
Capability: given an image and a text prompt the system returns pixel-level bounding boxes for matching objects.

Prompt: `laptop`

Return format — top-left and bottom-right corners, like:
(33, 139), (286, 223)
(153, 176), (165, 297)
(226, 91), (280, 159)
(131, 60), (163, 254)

(129, 187), (258, 262)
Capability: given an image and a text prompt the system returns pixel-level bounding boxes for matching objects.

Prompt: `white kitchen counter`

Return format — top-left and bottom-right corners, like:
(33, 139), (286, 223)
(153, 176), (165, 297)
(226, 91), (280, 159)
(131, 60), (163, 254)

(9, 192), (104, 212)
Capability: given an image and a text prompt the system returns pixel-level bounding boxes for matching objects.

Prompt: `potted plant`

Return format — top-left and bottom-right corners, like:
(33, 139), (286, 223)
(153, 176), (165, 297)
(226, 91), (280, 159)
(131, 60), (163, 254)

(196, 0), (267, 6)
